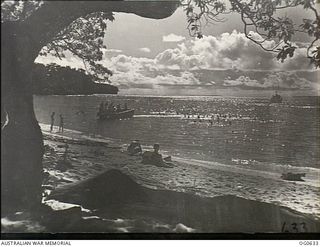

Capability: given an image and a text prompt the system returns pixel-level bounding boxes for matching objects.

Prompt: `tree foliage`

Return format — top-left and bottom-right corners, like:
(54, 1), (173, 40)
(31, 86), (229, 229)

(1, 0), (43, 22)
(1, 0), (319, 74)
(39, 11), (115, 82)
(2, 1), (114, 82)
(182, 0), (320, 68)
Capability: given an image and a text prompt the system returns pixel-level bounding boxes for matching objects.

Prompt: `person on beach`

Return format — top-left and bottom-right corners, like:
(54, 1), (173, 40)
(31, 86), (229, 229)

(127, 140), (142, 156)
(59, 114), (64, 132)
(50, 112), (55, 132)
(142, 143), (173, 167)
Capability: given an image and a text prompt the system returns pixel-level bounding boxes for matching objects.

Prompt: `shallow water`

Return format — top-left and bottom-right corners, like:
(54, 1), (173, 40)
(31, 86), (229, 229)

(34, 95), (320, 188)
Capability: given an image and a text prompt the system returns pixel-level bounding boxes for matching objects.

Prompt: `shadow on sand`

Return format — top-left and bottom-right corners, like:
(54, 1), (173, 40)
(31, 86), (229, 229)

(40, 169), (320, 233)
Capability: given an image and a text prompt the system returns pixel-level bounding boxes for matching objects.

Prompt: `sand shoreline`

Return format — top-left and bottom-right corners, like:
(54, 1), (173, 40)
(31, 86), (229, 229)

(2, 123), (319, 233)
(39, 124), (320, 218)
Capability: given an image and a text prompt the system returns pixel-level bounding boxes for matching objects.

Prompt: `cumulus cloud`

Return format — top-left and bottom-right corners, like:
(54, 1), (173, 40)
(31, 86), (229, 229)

(139, 47), (151, 53)
(156, 31), (276, 70)
(103, 52), (315, 93)
(37, 30), (312, 73)
(102, 54), (156, 73)
(163, 33), (186, 42)
(223, 72), (315, 90)
(262, 72), (314, 90)
(156, 71), (201, 86)
(110, 65), (201, 89)
(224, 76), (261, 88)
(36, 30), (316, 95)
(35, 51), (84, 69)
(157, 30), (311, 71)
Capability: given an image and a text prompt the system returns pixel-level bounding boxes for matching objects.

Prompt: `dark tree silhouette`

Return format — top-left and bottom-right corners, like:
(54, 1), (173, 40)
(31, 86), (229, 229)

(1, 0), (318, 215)
(32, 63), (118, 95)
(1, 0), (179, 215)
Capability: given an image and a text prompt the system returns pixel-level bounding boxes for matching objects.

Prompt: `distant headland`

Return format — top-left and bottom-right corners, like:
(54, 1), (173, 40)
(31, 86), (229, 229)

(32, 63), (118, 95)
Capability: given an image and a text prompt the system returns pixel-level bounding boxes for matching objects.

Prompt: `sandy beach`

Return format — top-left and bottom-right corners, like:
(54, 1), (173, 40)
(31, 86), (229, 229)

(2, 123), (319, 233)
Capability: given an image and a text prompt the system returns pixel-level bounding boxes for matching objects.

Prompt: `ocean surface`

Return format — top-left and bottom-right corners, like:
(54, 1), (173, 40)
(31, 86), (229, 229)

(34, 95), (320, 187)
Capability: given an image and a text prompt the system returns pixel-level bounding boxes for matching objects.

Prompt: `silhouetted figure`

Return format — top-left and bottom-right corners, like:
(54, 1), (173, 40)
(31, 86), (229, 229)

(142, 144), (173, 167)
(142, 143), (163, 166)
(124, 103), (128, 110)
(50, 112), (55, 132)
(127, 140), (142, 156)
(59, 114), (64, 132)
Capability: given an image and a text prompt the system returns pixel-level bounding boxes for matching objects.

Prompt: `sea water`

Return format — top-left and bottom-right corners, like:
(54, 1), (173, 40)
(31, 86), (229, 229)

(34, 95), (320, 217)
(34, 95), (319, 167)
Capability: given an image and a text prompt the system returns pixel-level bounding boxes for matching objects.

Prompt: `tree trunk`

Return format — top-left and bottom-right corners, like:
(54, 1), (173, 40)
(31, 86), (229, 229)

(1, 23), (44, 215)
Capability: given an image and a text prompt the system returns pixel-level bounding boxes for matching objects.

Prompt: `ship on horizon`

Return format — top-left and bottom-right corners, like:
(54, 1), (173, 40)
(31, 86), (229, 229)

(270, 91), (283, 103)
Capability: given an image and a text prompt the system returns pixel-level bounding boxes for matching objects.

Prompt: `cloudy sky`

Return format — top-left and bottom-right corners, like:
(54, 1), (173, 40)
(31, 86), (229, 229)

(37, 6), (319, 96)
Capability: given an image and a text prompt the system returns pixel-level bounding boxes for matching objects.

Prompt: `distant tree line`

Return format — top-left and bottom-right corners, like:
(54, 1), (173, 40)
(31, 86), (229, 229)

(32, 63), (118, 95)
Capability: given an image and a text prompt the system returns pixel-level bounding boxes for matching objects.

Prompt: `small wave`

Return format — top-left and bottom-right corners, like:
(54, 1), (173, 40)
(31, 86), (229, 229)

(134, 114), (183, 118)
(173, 156), (320, 188)
(289, 105), (319, 109)
(174, 156), (280, 178)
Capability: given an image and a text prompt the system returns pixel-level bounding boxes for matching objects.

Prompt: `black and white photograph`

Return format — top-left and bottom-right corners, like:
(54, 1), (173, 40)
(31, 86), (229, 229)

(1, 0), (320, 238)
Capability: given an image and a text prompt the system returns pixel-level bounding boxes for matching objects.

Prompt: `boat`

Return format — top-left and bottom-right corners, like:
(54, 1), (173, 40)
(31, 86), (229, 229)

(97, 109), (135, 120)
(270, 83), (283, 103)
(281, 172), (306, 181)
(270, 92), (283, 103)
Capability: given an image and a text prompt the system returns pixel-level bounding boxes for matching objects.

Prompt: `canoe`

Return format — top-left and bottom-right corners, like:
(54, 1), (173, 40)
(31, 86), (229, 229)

(98, 109), (134, 120)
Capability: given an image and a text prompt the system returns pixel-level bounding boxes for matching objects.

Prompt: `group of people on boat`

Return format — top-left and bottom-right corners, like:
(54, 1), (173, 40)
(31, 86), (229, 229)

(97, 101), (128, 116)
(127, 140), (174, 168)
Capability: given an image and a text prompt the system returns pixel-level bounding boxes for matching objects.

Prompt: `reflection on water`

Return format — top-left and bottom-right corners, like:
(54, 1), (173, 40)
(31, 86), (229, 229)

(34, 95), (320, 174)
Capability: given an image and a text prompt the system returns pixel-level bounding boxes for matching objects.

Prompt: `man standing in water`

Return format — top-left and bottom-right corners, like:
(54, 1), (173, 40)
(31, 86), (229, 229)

(59, 114), (64, 133)
(50, 112), (55, 132)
